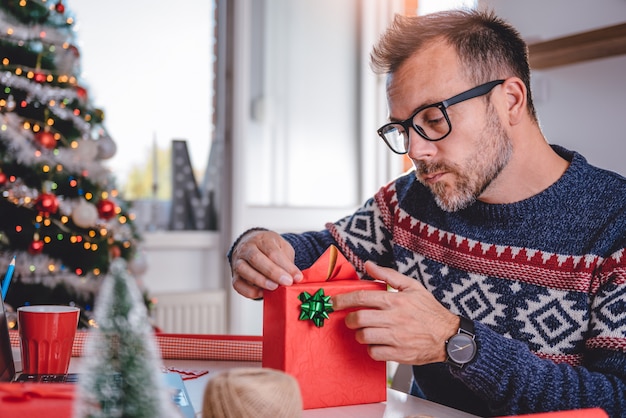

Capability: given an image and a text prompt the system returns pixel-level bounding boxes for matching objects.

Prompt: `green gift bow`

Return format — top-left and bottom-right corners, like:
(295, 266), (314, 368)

(298, 288), (334, 327)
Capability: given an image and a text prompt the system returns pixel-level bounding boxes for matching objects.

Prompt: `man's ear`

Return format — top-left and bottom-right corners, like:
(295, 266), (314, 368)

(502, 77), (527, 125)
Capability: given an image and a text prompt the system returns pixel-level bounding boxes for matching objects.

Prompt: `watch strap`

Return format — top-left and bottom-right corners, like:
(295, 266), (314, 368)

(458, 315), (475, 336)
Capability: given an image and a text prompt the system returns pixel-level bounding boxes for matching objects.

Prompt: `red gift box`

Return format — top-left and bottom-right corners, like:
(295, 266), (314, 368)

(0, 383), (75, 417)
(263, 246), (387, 409)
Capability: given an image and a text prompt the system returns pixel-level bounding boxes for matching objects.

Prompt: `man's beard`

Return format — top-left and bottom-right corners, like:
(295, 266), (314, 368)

(414, 104), (513, 212)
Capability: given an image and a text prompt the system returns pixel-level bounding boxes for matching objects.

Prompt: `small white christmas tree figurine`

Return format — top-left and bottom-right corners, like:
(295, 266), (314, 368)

(74, 258), (179, 418)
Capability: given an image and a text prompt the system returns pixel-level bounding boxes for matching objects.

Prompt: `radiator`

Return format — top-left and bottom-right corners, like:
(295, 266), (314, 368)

(151, 290), (226, 334)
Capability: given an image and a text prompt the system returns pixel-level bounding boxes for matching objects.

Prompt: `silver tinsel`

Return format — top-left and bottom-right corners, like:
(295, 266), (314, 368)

(0, 112), (112, 184)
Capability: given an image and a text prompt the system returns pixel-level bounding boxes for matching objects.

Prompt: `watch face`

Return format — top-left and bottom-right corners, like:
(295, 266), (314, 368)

(447, 333), (476, 364)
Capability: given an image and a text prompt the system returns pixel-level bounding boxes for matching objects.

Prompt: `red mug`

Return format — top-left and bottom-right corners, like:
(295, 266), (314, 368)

(17, 305), (80, 375)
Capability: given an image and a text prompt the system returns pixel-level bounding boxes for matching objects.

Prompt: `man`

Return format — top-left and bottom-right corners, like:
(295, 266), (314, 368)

(229, 9), (626, 417)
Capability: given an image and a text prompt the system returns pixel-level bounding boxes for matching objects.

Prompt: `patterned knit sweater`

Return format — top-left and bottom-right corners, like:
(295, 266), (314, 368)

(281, 146), (626, 417)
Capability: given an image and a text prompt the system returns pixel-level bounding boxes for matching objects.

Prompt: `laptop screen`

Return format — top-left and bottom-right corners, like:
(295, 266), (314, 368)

(0, 295), (16, 382)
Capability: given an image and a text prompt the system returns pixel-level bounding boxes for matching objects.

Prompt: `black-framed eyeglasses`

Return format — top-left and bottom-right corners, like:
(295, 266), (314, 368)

(377, 79), (505, 155)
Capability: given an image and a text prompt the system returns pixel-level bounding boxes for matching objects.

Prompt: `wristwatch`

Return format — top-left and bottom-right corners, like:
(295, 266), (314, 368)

(445, 316), (477, 369)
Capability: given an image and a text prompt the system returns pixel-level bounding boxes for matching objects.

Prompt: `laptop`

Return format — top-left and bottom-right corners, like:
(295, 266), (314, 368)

(0, 295), (195, 417)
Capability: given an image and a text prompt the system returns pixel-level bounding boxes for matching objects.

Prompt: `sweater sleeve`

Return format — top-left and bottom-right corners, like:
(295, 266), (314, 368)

(455, 248), (626, 417)
(456, 321), (626, 416)
(281, 230), (337, 269)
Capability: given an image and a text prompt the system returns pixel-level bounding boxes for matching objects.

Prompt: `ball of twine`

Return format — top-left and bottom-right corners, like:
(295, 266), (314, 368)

(203, 368), (302, 418)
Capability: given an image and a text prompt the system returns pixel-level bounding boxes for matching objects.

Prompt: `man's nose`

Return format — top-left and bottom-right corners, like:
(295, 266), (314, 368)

(406, 129), (437, 161)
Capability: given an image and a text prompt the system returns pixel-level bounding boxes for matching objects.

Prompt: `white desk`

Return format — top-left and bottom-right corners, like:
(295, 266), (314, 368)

(162, 358), (479, 418)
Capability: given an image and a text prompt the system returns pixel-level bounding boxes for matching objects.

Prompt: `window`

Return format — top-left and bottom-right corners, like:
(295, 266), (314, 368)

(70, 0), (214, 206)
(244, 0), (360, 208)
(227, 0), (406, 237)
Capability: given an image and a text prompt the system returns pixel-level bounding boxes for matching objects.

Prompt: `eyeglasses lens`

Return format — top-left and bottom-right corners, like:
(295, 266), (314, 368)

(414, 106), (449, 140)
(379, 125), (408, 154)
(380, 106), (450, 153)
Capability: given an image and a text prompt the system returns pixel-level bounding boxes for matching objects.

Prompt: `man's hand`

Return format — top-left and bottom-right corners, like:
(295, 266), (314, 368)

(230, 230), (303, 299)
(332, 261), (459, 365)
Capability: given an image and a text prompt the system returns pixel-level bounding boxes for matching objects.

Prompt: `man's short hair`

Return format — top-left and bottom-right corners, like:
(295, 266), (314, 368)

(371, 9), (537, 121)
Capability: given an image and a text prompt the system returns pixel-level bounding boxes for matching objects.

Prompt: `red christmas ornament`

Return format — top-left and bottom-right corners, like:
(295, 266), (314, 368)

(28, 240), (44, 255)
(97, 199), (117, 220)
(0, 172), (6, 185)
(76, 85), (88, 101)
(35, 131), (56, 149)
(35, 192), (59, 216)
(55, 1), (65, 13)
(109, 245), (121, 259)
(69, 45), (80, 58)
(34, 72), (47, 83)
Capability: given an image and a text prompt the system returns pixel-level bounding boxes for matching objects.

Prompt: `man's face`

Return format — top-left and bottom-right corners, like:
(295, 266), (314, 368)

(386, 42), (511, 212)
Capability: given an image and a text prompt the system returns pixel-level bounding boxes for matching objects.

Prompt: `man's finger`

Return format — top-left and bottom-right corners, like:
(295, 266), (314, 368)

(232, 277), (264, 300)
(247, 231), (303, 282)
(332, 288), (387, 311)
(344, 309), (391, 331)
(234, 233), (303, 285)
(231, 256), (282, 289)
(364, 261), (419, 291)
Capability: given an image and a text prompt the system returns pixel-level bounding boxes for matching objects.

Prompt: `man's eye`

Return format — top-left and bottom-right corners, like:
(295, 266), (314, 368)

(420, 108), (445, 125)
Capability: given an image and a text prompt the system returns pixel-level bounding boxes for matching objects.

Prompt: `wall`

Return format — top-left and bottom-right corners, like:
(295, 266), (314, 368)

(140, 231), (222, 294)
(481, 0), (626, 176)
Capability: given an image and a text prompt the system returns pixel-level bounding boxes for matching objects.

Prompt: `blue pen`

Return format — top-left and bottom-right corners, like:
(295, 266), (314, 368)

(1, 256), (16, 301)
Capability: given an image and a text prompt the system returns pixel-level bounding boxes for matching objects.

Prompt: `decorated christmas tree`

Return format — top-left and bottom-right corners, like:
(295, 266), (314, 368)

(74, 258), (177, 418)
(0, 0), (147, 327)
